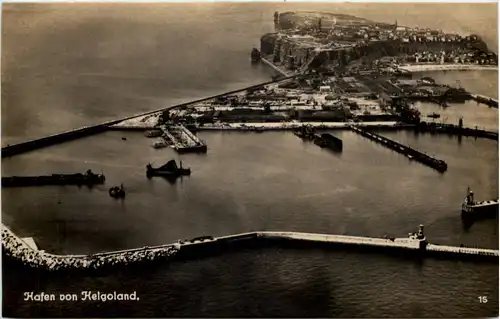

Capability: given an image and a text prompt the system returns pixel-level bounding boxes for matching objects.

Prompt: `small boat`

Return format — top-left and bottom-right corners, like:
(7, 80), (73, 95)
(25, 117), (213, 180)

(145, 130), (163, 138)
(152, 140), (168, 149)
(146, 160), (191, 178)
(121, 137), (127, 141)
(320, 133), (343, 151)
(294, 126), (315, 140)
(109, 184), (125, 198)
(251, 48), (261, 63)
(427, 112), (441, 119)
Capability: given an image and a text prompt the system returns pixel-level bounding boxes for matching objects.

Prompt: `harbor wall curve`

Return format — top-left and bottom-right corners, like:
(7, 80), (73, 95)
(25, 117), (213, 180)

(3, 225), (498, 274)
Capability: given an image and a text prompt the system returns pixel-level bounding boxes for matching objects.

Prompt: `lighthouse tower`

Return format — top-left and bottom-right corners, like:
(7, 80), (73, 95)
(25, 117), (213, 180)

(416, 224), (427, 250)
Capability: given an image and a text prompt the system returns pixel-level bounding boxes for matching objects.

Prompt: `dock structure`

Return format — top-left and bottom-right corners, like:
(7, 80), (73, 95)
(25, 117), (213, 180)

(161, 124), (207, 154)
(470, 94), (498, 108)
(349, 125), (448, 172)
(294, 125), (343, 152)
(258, 231), (421, 250)
(461, 188), (499, 218)
(425, 244), (498, 258)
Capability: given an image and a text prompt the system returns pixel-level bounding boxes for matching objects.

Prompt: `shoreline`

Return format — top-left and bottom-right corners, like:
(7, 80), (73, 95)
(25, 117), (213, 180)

(110, 121), (405, 131)
(397, 63), (498, 73)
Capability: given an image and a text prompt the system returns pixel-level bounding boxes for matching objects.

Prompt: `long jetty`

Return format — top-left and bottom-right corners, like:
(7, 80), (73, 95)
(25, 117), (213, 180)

(349, 125), (448, 172)
(1, 76), (299, 158)
(470, 94), (499, 108)
(3, 224), (497, 273)
(161, 124), (207, 153)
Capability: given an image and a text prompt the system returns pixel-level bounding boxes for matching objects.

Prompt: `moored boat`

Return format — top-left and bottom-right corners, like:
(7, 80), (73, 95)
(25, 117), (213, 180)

(251, 48), (261, 63)
(146, 160), (191, 178)
(320, 133), (343, 151)
(427, 112), (441, 119)
(109, 184), (126, 198)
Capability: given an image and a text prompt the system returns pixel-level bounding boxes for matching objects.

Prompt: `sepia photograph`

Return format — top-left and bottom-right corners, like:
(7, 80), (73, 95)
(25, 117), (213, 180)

(1, 1), (499, 317)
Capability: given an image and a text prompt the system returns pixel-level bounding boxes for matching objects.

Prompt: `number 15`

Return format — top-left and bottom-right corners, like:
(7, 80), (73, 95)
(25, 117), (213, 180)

(478, 296), (488, 303)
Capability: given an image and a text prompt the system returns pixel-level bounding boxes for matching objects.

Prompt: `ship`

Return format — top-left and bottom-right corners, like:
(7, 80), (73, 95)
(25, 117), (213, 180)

(461, 187), (499, 219)
(146, 160), (191, 178)
(427, 112), (441, 119)
(2, 170), (105, 187)
(109, 184), (125, 198)
(319, 133), (343, 151)
(251, 48), (261, 63)
(313, 133), (343, 152)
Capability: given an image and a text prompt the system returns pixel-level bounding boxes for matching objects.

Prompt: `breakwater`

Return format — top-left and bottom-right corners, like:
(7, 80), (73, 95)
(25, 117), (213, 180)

(3, 224), (497, 273)
(2, 226), (180, 272)
(1, 123), (115, 158)
(1, 76), (298, 158)
(349, 125), (448, 172)
(2, 170), (105, 188)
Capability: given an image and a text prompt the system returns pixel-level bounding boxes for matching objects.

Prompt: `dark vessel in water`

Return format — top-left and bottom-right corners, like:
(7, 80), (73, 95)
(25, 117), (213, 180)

(146, 160), (191, 178)
(109, 184), (125, 198)
(315, 133), (343, 151)
(461, 187), (499, 220)
(251, 48), (261, 63)
(427, 112), (441, 119)
(2, 170), (105, 187)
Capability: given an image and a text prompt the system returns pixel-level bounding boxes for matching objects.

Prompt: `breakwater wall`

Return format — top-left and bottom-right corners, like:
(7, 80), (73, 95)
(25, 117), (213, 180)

(2, 172), (105, 188)
(470, 94), (499, 108)
(1, 123), (115, 158)
(1, 76), (299, 158)
(2, 226), (179, 272)
(350, 125), (448, 172)
(4, 224), (497, 273)
(415, 122), (498, 141)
